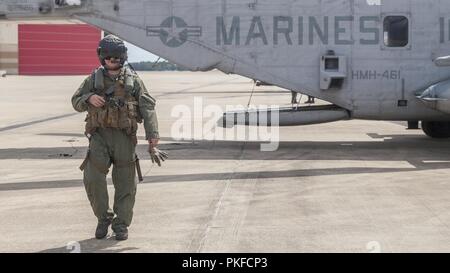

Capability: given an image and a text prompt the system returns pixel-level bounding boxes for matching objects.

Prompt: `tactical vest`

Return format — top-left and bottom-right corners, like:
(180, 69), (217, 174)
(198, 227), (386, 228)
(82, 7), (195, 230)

(85, 67), (143, 141)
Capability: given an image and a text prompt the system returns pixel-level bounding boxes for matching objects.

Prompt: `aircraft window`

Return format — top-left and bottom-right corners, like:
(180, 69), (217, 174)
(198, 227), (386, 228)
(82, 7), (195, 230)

(383, 16), (409, 47)
(325, 58), (339, 71)
(55, 0), (82, 7)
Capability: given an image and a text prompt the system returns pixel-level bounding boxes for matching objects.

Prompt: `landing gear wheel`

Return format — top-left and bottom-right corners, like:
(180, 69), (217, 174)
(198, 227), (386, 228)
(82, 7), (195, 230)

(421, 121), (450, 138)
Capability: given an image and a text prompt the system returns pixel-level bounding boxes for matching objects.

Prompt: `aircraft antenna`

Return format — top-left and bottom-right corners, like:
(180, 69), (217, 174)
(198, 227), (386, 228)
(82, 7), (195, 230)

(247, 80), (257, 109)
(151, 57), (162, 70)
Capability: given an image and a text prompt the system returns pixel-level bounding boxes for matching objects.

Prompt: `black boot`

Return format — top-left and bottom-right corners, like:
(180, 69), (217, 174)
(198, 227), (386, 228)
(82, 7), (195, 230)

(113, 227), (129, 241)
(95, 219), (112, 239)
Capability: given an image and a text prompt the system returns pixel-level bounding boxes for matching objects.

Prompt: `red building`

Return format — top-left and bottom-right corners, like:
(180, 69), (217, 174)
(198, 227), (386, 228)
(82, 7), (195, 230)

(0, 22), (102, 75)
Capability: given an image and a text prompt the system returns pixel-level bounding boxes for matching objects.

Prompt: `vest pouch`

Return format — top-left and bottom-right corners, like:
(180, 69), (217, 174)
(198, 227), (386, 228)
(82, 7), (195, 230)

(107, 106), (120, 128)
(127, 101), (136, 118)
(91, 112), (99, 128)
(119, 105), (131, 130)
(87, 106), (100, 128)
(97, 107), (108, 127)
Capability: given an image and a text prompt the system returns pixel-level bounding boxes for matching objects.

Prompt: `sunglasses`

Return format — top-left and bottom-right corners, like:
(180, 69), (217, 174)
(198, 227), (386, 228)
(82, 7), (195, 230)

(105, 56), (121, 60)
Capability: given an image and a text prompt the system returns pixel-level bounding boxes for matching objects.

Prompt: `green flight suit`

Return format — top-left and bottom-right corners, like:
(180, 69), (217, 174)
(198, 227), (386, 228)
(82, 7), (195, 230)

(71, 67), (159, 231)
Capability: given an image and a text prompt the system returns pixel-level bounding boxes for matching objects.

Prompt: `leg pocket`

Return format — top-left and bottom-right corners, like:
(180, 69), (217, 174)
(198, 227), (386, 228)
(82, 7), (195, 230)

(88, 134), (111, 174)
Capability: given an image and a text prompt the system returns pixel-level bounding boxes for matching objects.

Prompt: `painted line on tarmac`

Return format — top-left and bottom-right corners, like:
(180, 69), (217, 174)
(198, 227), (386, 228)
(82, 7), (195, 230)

(0, 113), (78, 132)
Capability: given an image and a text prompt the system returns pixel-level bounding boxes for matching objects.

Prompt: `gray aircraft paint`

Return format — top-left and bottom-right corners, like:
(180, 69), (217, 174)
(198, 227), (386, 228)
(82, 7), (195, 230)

(2, 0), (450, 122)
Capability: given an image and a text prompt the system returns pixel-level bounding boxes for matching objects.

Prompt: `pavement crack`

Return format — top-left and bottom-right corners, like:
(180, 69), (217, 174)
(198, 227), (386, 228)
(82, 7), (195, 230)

(190, 141), (247, 253)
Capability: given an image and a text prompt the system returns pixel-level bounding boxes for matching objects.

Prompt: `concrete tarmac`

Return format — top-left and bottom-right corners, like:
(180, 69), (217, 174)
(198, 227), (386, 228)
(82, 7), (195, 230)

(0, 71), (449, 253)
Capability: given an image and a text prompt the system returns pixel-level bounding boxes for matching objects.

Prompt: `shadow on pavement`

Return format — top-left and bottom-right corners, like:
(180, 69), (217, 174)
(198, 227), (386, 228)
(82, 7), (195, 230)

(40, 237), (139, 253)
(0, 134), (449, 191)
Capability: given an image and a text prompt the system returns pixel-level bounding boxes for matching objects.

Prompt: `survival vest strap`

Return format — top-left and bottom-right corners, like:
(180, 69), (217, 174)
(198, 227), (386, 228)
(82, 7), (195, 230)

(92, 66), (135, 94)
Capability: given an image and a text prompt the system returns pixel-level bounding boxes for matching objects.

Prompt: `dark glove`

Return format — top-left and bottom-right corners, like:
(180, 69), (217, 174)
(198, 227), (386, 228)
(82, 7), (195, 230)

(150, 148), (169, 167)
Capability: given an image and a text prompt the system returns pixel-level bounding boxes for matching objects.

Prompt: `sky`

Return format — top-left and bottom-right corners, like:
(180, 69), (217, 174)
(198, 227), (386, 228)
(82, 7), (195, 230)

(125, 42), (161, 63)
